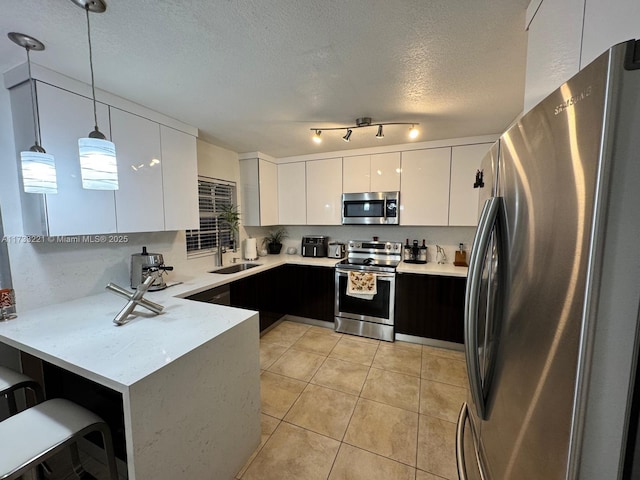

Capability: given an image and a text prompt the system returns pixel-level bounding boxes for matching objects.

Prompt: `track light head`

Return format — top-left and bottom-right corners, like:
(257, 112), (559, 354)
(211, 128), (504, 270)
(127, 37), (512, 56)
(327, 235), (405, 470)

(312, 130), (322, 144)
(343, 129), (352, 142)
(376, 125), (384, 139)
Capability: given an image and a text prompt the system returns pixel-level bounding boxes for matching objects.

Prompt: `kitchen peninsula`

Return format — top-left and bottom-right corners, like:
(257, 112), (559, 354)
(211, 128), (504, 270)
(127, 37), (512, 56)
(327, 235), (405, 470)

(0, 287), (261, 480)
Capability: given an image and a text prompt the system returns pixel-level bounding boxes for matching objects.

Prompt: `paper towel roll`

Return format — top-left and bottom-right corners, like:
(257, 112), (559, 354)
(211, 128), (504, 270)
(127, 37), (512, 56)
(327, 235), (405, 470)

(244, 238), (258, 260)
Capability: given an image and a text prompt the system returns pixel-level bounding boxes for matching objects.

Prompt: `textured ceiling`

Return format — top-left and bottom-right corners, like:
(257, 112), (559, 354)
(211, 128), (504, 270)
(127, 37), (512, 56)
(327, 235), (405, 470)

(1, 0), (529, 158)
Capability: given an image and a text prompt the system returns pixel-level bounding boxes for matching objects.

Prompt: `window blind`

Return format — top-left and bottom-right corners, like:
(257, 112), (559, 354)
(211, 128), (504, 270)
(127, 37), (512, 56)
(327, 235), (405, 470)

(186, 176), (236, 257)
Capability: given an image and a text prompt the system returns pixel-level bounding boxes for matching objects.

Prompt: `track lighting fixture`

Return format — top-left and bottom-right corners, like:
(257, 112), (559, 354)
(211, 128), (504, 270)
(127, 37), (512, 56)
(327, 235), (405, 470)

(8, 32), (57, 194)
(310, 117), (419, 144)
(71, 0), (119, 190)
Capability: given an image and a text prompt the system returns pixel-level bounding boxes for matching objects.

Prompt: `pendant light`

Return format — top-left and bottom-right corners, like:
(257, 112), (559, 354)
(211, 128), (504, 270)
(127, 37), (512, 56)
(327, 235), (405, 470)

(8, 32), (57, 194)
(72, 0), (118, 190)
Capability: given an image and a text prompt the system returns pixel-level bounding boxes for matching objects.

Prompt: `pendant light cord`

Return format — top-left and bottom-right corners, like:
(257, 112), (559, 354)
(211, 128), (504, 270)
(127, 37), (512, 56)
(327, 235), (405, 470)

(85, 5), (99, 131)
(26, 48), (41, 148)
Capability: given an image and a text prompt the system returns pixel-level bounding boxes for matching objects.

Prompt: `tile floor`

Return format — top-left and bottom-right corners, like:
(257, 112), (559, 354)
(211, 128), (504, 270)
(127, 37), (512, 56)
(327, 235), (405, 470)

(237, 320), (468, 480)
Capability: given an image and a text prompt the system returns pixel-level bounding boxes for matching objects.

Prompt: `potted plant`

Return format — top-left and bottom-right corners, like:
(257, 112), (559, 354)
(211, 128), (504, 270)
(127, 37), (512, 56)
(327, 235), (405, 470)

(218, 204), (240, 251)
(263, 228), (288, 254)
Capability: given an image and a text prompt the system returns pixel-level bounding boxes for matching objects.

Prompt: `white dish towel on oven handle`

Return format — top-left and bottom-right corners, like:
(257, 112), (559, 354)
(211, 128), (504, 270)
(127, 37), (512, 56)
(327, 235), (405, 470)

(346, 271), (377, 300)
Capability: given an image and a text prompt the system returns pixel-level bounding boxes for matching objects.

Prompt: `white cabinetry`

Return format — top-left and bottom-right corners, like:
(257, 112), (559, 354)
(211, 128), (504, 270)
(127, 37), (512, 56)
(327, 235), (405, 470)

(24, 81), (117, 236)
(240, 158), (278, 226)
(160, 126), (199, 230)
(371, 153), (401, 192)
(524, 0), (585, 111)
(449, 144), (492, 226)
(581, 0), (640, 66)
(400, 148), (451, 226)
(306, 157), (342, 225)
(343, 153), (400, 193)
(110, 108), (164, 233)
(343, 155), (370, 193)
(10, 81), (199, 235)
(277, 162), (306, 224)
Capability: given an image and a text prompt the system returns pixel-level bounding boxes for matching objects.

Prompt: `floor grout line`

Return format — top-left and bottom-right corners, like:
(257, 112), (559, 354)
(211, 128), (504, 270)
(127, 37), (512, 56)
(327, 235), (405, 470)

(256, 322), (462, 480)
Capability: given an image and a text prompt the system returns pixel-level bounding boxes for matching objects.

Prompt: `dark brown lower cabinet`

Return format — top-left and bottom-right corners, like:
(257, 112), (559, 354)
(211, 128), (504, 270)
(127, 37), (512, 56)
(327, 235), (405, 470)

(228, 264), (335, 331)
(394, 273), (466, 344)
(282, 264), (335, 322)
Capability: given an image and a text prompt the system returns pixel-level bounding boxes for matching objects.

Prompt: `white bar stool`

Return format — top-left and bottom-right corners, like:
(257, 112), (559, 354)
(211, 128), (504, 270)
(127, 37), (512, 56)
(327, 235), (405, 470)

(0, 365), (44, 416)
(0, 398), (119, 480)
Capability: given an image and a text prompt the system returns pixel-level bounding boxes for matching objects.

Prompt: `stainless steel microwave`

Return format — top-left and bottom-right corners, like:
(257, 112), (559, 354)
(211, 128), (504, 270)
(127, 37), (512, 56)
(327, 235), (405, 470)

(341, 192), (399, 225)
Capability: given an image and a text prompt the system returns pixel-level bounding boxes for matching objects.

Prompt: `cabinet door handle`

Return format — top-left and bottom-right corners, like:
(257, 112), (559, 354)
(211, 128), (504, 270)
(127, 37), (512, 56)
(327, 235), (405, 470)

(464, 196), (500, 420)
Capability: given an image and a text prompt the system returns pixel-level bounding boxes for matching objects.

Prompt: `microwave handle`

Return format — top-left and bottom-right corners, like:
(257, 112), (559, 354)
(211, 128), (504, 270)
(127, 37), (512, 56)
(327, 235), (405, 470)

(383, 196), (388, 221)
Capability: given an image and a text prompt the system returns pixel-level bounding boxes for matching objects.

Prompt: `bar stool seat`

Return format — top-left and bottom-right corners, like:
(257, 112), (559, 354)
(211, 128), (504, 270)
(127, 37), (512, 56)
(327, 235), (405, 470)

(0, 398), (118, 480)
(0, 365), (43, 415)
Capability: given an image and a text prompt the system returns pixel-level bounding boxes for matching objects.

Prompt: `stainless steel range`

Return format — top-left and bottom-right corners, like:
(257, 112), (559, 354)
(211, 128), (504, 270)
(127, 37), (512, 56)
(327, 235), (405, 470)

(334, 240), (402, 342)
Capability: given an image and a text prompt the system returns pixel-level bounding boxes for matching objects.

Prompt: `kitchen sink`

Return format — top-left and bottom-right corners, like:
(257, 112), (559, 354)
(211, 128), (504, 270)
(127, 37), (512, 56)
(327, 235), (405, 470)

(209, 263), (261, 274)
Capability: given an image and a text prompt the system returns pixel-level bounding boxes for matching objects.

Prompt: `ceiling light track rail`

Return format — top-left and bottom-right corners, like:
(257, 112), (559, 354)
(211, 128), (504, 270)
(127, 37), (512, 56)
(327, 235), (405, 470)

(310, 117), (420, 143)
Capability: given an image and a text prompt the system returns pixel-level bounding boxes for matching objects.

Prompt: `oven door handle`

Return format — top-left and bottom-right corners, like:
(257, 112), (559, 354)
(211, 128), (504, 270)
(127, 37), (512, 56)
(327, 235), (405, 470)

(335, 269), (395, 278)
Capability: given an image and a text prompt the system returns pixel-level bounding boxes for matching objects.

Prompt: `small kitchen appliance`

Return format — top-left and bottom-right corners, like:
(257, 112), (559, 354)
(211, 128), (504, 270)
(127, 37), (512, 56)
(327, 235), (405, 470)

(130, 246), (173, 291)
(301, 236), (328, 257)
(334, 240), (403, 342)
(341, 192), (399, 225)
(328, 242), (346, 259)
(403, 239), (427, 264)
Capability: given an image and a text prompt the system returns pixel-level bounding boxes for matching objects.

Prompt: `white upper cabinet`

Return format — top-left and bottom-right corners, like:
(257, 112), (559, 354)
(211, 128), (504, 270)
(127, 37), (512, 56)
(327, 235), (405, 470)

(34, 82), (117, 236)
(581, 0), (640, 66)
(524, 0), (585, 111)
(278, 162), (306, 224)
(306, 157), (342, 225)
(259, 159), (278, 226)
(400, 148), (451, 226)
(449, 144), (492, 226)
(240, 158), (278, 226)
(370, 153), (401, 192)
(10, 80), (199, 236)
(343, 153), (400, 193)
(343, 155), (371, 193)
(110, 108), (164, 233)
(160, 125), (199, 231)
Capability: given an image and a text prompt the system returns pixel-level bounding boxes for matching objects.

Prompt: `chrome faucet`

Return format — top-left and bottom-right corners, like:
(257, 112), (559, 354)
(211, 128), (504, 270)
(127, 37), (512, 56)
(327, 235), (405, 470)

(215, 245), (226, 267)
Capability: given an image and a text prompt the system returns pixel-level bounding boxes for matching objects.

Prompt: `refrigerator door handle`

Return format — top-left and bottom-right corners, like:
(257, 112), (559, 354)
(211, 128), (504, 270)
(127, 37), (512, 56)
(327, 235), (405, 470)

(456, 403), (470, 480)
(465, 196), (500, 420)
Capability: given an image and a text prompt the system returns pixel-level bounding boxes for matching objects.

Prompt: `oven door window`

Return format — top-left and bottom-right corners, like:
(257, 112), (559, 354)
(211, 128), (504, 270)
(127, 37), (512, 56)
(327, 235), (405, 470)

(337, 274), (392, 323)
(343, 200), (385, 218)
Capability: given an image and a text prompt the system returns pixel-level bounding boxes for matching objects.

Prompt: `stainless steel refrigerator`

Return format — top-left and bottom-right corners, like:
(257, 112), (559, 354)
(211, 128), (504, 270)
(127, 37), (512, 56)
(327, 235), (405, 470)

(457, 40), (640, 480)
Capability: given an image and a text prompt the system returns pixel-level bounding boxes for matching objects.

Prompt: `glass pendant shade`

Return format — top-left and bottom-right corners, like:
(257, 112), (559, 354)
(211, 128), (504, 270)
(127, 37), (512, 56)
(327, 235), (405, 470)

(79, 136), (118, 190)
(20, 149), (57, 194)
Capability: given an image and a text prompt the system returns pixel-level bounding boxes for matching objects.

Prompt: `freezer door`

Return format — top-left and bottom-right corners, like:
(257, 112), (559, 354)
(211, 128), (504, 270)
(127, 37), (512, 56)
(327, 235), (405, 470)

(478, 51), (609, 479)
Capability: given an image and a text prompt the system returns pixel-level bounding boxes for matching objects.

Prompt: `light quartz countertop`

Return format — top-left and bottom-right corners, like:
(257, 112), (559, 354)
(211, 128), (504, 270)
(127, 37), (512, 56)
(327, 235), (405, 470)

(0, 289), (257, 392)
(0, 253), (466, 393)
(175, 253), (467, 299)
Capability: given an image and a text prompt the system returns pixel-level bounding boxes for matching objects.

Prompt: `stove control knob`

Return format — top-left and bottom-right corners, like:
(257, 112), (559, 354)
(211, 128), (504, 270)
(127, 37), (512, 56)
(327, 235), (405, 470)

(385, 242), (392, 251)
